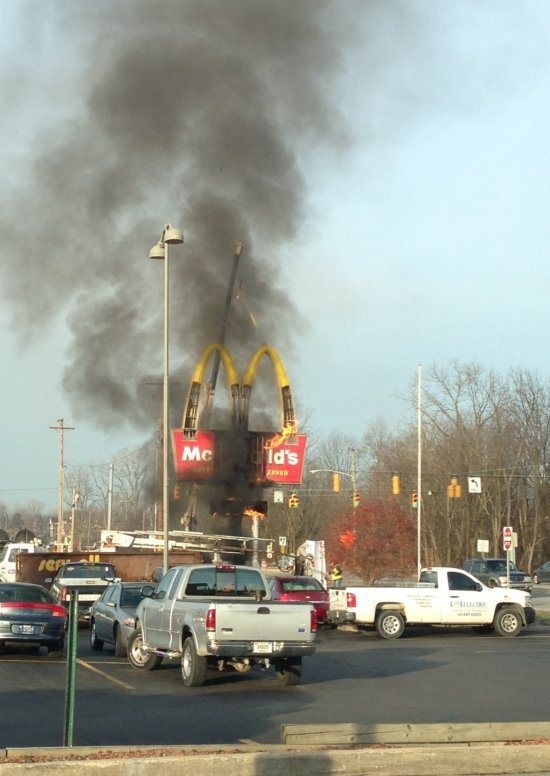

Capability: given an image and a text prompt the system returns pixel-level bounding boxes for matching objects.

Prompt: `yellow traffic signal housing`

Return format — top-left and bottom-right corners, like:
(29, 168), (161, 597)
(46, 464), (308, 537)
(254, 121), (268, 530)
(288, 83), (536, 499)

(447, 477), (462, 498)
(391, 474), (400, 495)
(411, 491), (418, 508)
(353, 490), (360, 508)
(288, 493), (299, 508)
(333, 473), (340, 492)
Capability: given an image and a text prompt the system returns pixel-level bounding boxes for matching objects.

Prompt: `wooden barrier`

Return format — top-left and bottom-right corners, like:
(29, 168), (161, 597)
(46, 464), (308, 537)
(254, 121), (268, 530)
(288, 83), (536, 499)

(281, 720), (550, 745)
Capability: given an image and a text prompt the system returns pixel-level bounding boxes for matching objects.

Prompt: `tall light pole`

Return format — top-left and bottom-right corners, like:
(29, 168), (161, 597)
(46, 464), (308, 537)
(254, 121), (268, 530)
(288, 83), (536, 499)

(149, 224), (184, 574)
(50, 418), (74, 550)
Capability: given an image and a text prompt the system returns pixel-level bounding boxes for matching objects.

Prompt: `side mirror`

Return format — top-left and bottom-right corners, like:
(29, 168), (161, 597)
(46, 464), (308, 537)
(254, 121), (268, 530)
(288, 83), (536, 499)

(140, 584), (156, 598)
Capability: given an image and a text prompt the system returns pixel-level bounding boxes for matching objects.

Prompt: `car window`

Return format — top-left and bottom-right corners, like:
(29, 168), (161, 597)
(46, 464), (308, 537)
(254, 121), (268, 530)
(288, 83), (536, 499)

(184, 568), (266, 597)
(486, 560), (506, 573)
(120, 588), (145, 608)
(61, 564), (116, 579)
(102, 586), (117, 604)
(448, 571), (478, 591)
(155, 568), (181, 601)
(281, 579), (324, 592)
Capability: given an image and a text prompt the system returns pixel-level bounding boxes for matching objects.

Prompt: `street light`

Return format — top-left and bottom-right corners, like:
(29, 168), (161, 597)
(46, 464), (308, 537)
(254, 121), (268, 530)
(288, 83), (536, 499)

(149, 223), (184, 574)
(310, 465), (358, 509)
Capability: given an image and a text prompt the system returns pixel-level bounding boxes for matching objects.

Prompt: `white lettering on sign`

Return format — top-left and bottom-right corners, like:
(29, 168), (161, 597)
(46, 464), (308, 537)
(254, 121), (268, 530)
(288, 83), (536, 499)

(181, 446), (213, 462)
(266, 448), (299, 466)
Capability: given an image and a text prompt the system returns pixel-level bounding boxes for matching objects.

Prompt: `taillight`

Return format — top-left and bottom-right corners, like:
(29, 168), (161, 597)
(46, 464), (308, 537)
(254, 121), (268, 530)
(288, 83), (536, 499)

(346, 592), (356, 607)
(52, 605), (67, 618)
(205, 606), (216, 631)
(60, 586), (68, 602)
(311, 607), (318, 633)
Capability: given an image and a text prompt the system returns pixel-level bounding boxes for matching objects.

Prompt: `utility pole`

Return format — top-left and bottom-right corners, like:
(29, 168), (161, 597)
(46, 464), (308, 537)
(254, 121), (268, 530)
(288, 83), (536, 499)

(50, 418), (75, 550)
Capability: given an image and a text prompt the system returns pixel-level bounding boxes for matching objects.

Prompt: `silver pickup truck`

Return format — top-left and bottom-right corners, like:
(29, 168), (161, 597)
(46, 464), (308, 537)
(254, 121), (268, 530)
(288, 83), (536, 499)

(127, 563), (318, 687)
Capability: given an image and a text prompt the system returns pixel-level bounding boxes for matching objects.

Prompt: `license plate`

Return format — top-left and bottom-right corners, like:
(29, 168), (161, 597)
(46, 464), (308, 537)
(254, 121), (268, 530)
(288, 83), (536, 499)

(253, 641), (273, 654)
(13, 624), (39, 635)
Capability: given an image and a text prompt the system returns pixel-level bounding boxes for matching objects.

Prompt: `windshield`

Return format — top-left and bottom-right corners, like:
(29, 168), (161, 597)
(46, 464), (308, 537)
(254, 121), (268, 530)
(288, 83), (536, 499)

(61, 564), (116, 579)
(486, 560), (518, 572)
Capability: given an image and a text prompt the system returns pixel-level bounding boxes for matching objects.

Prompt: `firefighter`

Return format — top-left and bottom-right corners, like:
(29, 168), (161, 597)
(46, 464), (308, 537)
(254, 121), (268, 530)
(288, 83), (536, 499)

(329, 560), (343, 588)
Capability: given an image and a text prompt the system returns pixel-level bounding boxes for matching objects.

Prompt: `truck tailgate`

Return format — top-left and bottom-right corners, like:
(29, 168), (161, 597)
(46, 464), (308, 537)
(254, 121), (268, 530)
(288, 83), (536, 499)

(213, 601), (314, 642)
(329, 589), (349, 611)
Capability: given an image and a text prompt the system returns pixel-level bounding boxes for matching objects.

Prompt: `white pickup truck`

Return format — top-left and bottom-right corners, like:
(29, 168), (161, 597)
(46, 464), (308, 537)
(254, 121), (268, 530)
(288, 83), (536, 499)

(328, 566), (536, 639)
(127, 563), (318, 687)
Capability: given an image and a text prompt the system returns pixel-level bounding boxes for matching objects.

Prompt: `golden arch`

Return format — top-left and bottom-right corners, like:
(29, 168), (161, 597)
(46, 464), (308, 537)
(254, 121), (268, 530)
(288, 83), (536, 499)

(181, 343), (296, 436)
(181, 343), (240, 431)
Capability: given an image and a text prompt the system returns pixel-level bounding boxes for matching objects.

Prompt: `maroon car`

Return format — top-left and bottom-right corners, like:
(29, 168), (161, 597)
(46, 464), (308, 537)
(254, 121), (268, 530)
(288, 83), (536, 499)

(266, 575), (330, 624)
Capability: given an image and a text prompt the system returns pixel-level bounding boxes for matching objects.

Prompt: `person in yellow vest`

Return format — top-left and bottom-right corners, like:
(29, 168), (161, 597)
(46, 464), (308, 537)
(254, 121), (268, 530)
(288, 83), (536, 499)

(329, 560), (343, 588)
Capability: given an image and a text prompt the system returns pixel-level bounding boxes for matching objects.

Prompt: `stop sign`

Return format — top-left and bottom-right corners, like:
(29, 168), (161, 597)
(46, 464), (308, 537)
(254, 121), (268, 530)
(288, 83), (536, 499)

(502, 525), (513, 551)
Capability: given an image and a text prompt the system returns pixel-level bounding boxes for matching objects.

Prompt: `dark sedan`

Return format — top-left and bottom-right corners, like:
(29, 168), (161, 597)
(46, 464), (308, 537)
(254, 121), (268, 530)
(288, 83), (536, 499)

(266, 574), (330, 625)
(0, 582), (67, 655)
(533, 562), (550, 584)
(89, 581), (149, 656)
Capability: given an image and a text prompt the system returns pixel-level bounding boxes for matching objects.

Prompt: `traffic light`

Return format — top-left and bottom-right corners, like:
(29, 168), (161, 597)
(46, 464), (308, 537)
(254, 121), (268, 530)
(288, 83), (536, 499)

(447, 477), (462, 498)
(411, 491), (418, 508)
(391, 474), (400, 495)
(289, 492), (299, 508)
(333, 472), (341, 492)
(353, 490), (360, 508)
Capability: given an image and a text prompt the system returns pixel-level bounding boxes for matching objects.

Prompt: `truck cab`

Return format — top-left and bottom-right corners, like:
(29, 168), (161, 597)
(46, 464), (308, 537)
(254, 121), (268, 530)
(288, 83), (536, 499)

(0, 542), (39, 582)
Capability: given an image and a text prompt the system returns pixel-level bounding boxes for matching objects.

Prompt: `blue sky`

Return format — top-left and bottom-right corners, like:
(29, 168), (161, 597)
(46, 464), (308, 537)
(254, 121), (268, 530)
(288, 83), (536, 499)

(1, 1), (550, 511)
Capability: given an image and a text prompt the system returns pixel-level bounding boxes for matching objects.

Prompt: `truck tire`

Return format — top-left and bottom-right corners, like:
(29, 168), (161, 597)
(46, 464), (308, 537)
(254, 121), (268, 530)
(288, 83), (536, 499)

(127, 627), (162, 671)
(114, 625), (126, 657)
(376, 610), (405, 639)
(181, 636), (207, 687)
(90, 621), (104, 651)
(274, 657), (302, 686)
(493, 606), (523, 637)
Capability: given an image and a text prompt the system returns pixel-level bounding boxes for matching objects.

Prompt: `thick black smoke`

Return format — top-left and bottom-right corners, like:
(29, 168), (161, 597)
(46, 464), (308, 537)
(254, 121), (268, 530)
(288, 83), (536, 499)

(0, 0), (353, 432)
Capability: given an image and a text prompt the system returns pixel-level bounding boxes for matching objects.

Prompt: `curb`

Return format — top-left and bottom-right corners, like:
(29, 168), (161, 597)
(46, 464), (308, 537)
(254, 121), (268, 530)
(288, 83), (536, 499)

(2, 741), (550, 776)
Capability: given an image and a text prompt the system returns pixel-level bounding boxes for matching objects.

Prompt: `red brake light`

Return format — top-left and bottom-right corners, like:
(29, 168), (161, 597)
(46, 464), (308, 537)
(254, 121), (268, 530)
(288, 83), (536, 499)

(346, 592), (356, 607)
(60, 586), (68, 602)
(205, 606), (216, 631)
(310, 607), (318, 632)
(0, 601), (66, 617)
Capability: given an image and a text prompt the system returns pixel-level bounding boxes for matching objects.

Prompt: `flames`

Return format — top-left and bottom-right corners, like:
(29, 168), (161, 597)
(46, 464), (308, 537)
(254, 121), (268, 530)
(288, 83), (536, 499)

(243, 507), (266, 520)
(264, 421), (297, 450)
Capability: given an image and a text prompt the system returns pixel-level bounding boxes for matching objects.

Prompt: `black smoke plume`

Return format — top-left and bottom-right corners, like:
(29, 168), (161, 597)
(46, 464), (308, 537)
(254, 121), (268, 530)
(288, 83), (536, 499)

(0, 1), (352, 433)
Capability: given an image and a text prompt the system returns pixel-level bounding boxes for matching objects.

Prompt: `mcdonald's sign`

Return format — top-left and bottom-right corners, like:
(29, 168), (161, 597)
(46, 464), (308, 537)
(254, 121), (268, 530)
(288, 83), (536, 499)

(171, 430), (215, 481)
(173, 344), (307, 485)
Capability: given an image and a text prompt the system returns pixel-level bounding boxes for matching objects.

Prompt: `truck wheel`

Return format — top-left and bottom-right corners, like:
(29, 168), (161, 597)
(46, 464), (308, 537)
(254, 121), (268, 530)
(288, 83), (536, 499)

(181, 636), (207, 687)
(274, 658), (302, 686)
(493, 607), (522, 637)
(376, 610), (405, 639)
(127, 627), (162, 671)
(90, 621), (104, 651)
(114, 625), (126, 657)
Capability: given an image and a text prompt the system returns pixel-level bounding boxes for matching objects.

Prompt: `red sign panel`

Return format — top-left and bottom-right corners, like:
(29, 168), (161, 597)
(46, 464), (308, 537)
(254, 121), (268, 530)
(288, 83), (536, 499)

(263, 434), (307, 485)
(172, 430), (215, 481)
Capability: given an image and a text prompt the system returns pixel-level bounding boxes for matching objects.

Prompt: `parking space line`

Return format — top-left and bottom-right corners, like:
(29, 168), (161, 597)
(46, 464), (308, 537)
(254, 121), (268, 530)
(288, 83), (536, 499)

(76, 658), (136, 690)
